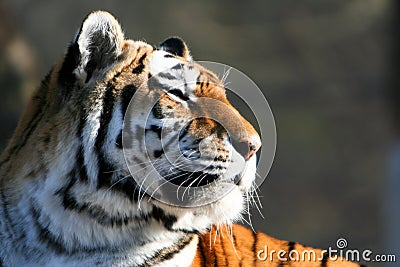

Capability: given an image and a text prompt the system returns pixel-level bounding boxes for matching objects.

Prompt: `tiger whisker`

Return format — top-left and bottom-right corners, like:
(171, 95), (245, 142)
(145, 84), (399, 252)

(135, 159), (168, 207)
(250, 183), (264, 218)
(102, 168), (125, 174)
(105, 159), (160, 194)
(220, 67), (232, 87)
(176, 167), (203, 200)
(148, 171), (188, 200)
(140, 161), (180, 201)
(180, 172), (207, 200)
(225, 224), (241, 259)
(105, 174), (131, 193)
(137, 160), (168, 208)
(103, 161), (154, 175)
(245, 192), (256, 233)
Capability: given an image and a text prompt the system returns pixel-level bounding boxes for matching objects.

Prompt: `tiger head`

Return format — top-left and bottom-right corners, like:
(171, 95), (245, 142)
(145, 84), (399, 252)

(3, 11), (261, 245)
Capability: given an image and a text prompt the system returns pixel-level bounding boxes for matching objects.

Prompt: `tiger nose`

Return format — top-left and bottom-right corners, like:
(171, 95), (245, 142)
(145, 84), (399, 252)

(232, 135), (261, 161)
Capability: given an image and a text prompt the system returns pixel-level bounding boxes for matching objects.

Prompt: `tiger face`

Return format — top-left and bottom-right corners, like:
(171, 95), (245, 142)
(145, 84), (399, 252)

(123, 47), (262, 211)
(0, 11), (261, 263)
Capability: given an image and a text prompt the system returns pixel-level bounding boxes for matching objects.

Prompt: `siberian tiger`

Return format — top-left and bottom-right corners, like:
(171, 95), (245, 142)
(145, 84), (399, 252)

(0, 11), (363, 267)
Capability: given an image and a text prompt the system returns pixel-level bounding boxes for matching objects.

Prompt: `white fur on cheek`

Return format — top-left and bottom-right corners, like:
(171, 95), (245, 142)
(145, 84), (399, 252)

(153, 186), (244, 232)
(239, 155), (257, 191)
(208, 187), (244, 224)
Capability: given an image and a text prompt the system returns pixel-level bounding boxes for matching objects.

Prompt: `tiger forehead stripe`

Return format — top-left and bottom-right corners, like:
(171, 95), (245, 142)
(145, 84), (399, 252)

(148, 51), (199, 99)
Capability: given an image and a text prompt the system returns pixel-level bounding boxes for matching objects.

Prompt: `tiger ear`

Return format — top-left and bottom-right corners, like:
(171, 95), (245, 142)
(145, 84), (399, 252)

(59, 11), (125, 86)
(158, 37), (192, 61)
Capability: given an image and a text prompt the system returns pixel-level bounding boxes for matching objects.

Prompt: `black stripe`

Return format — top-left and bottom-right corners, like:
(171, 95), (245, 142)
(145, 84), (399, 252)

(76, 145), (89, 182)
(56, 170), (145, 226)
(30, 203), (104, 256)
(96, 155), (114, 189)
(71, 92), (93, 186)
(151, 101), (165, 119)
(199, 237), (207, 265)
(30, 205), (67, 255)
(0, 188), (15, 239)
(153, 149), (163, 158)
(0, 156), (11, 168)
(321, 250), (329, 267)
(120, 84), (137, 119)
(76, 108), (90, 182)
(152, 206), (177, 230)
(58, 41), (80, 95)
(95, 81), (118, 189)
(95, 82), (118, 151)
(116, 131), (123, 149)
(171, 63), (184, 70)
(213, 229), (218, 266)
(220, 230), (228, 267)
(287, 241), (296, 253)
(171, 228), (200, 235)
(168, 89), (190, 101)
(118, 84), (137, 150)
(232, 232), (242, 267)
(158, 72), (177, 80)
(132, 54), (146, 74)
(94, 75), (142, 200)
(110, 175), (141, 202)
(57, 171), (79, 210)
(196, 80), (205, 92)
(148, 77), (173, 92)
(278, 241), (296, 266)
(137, 234), (194, 267)
(63, 193), (146, 227)
(0, 186), (27, 250)
(11, 108), (44, 150)
(149, 125), (162, 139)
(84, 203), (147, 226)
(179, 120), (194, 141)
(252, 230), (258, 267)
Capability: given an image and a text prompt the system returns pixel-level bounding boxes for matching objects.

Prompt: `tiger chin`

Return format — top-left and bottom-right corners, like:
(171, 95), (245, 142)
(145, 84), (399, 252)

(0, 11), (362, 267)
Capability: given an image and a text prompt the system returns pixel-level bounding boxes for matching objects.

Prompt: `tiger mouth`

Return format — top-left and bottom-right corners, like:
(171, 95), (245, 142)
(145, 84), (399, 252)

(165, 170), (219, 187)
(160, 169), (244, 188)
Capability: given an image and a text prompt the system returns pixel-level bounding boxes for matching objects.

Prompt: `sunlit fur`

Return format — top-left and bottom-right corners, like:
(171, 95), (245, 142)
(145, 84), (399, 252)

(0, 11), (361, 267)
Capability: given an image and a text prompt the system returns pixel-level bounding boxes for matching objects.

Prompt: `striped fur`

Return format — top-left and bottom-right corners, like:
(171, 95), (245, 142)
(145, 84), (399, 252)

(0, 11), (360, 267)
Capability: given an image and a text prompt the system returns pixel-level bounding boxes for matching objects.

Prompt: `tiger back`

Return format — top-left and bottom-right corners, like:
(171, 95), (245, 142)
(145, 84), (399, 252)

(0, 11), (362, 267)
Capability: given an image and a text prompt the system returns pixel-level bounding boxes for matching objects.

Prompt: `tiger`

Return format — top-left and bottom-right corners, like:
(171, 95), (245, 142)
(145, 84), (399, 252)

(0, 11), (363, 267)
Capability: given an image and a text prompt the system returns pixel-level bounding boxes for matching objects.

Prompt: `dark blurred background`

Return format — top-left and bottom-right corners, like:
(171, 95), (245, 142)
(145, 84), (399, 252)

(0, 1), (398, 266)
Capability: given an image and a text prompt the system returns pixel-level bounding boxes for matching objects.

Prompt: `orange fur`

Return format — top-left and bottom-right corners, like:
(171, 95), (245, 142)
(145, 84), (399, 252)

(191, 224), (362, 267)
